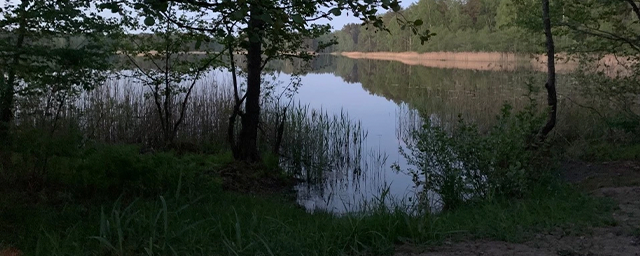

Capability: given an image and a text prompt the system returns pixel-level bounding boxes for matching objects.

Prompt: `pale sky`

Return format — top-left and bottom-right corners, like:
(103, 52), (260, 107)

(325, 0), (418, 30)
(1, 0), (419, 31)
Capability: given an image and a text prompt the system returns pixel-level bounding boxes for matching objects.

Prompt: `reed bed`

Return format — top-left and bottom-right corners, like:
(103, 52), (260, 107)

(12, 71), (380, 187)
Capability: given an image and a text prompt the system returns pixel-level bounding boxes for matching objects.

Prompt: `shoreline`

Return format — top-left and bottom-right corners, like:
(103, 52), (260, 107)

(333, 51), (632, 76)
(333, 51), (577, 73)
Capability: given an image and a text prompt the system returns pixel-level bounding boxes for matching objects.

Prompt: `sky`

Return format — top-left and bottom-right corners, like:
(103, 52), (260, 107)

(324, 0), (418, 30)
(1, 0), (419, 31)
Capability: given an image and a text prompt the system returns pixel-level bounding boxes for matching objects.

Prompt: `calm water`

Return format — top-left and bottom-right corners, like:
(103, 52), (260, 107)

(93, 55), (564, 213)
(282, 55), (553, 213)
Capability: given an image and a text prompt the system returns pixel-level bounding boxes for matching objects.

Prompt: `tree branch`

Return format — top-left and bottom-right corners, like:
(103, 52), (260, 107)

(624, 0), (640, 22)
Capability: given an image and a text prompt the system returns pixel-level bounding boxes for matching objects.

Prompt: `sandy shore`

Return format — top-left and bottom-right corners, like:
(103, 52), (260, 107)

(335, 51), (632, 75)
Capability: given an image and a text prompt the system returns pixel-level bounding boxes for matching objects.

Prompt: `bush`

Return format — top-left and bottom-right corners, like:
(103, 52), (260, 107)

(395, 96), (547, 211)
(3, 129), (226, 200)
(65, 144), (225, 198)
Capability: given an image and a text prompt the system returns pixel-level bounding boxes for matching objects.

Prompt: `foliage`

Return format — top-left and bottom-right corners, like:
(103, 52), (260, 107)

(511, 0), (640, 141)
(109, 0), (433, 162)
(0, 0), (118, 141)
(116, 1), (224, 147)
(573, 142), (640, 162)
(395, 87), (547, 211)
(5, 128), (227, 199)
(331, 0), (549, 53)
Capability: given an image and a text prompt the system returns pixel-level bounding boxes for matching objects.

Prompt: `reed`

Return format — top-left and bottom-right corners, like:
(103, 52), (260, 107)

(11, 72), (377, 187)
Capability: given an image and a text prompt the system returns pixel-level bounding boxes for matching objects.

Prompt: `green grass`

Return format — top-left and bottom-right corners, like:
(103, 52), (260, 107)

(0, 150), (615, 256)
(574, 142), (640, 162)
(1, 189), (614, 256)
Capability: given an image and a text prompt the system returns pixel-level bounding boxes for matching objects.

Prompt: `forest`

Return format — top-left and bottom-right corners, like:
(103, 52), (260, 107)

(329, 0), (637, 53)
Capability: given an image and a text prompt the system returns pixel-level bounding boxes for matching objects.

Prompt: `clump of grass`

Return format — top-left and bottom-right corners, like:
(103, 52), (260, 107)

(275, 103), (369, 183)
(1, 140), (227, 204)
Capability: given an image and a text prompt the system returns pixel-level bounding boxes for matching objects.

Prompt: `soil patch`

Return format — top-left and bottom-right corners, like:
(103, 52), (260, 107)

(562, 160), (640, 191)
(397, 161), (640, 256)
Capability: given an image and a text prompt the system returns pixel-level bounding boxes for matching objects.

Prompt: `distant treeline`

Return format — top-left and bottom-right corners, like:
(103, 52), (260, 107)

(23, 33), (335, 54)
(326, 0), (563, 53)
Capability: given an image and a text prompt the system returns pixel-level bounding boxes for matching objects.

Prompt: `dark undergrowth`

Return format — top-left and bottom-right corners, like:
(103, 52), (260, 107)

(0, 142), (615, 256)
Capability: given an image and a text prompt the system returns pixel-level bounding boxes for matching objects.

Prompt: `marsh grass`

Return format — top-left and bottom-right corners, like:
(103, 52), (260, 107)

(9, 72), (377, 187)
(275, 104), (369, 182)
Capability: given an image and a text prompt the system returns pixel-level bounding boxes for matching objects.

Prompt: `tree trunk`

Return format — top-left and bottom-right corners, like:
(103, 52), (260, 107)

(1, 0), (27, 145)
(539, 0), (557, 141)
(235, 4), (264, 162)
(0, 74), (13, 143)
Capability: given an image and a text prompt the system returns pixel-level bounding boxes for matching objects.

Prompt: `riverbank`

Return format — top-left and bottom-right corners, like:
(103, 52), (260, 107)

(335, 51), (529, 72)
(335, 51), (632, 75)
(0, 144), (619, 255)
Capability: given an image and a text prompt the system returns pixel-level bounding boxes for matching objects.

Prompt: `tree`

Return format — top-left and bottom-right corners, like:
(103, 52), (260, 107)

(0, 0), (117, 144)
(496, 0), (516, 29)
(117, 2), (224, 148)
(512, 0), (640, 136)
(122, 0), (432, 163)
(557, 0), (640, 133)
(539, 0), (556, 140)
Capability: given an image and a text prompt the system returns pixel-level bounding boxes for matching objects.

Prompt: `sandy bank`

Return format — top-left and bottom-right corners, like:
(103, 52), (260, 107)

(336, 51), (525, 72)
(335, 52), (632, 75)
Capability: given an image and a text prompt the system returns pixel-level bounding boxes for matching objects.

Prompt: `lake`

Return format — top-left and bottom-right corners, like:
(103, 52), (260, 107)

(277, 54), (563, 214)
(80, 53), (579, 214)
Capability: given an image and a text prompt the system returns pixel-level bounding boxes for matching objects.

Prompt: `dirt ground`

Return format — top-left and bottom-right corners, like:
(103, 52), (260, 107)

(398, 161), (640, 256)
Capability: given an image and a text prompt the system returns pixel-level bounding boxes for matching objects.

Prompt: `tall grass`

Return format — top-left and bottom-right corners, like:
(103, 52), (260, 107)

(276, 104), (367, 182)
(10, 71), (381, 194)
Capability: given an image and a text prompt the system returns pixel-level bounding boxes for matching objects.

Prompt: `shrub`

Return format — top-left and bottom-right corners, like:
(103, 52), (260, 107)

(69, 145), (224, 197)
(395, 96), (547, 211)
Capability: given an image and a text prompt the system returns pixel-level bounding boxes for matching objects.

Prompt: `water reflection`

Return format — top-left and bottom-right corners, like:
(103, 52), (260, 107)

(287, 55), (554, 213)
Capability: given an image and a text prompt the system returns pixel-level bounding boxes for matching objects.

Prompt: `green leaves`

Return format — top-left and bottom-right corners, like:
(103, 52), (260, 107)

(231, 10), (246, 21)
(329, 8), (342, 16)
(414, 19), (423, 26)
(97, 3), (121, 14)
(0, 0), (118, 128)
(146, 0), (169, 12)
(144, 16), (156, 26)
(257, 13), (272, 24)
(292, 14), (304, 24)
(390, 2), (401, 12)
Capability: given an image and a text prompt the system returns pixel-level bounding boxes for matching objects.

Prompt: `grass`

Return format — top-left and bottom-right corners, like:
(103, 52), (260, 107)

(15, 74), (378, 188)
(0, 66), (628, 255)
(0, 144), (615, 256)
(569, 142), (640, 162)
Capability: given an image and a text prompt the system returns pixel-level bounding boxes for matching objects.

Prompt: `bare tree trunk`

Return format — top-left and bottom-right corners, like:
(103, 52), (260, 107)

(272, 107), (286, 156)
(1, 0), (28, 175)
(1, 0), (27, 145)
(227, 42), (240, 149)
(0, 72), (13, 144)
(235, 3), (264, 162)
(539, 0), (557, 141)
